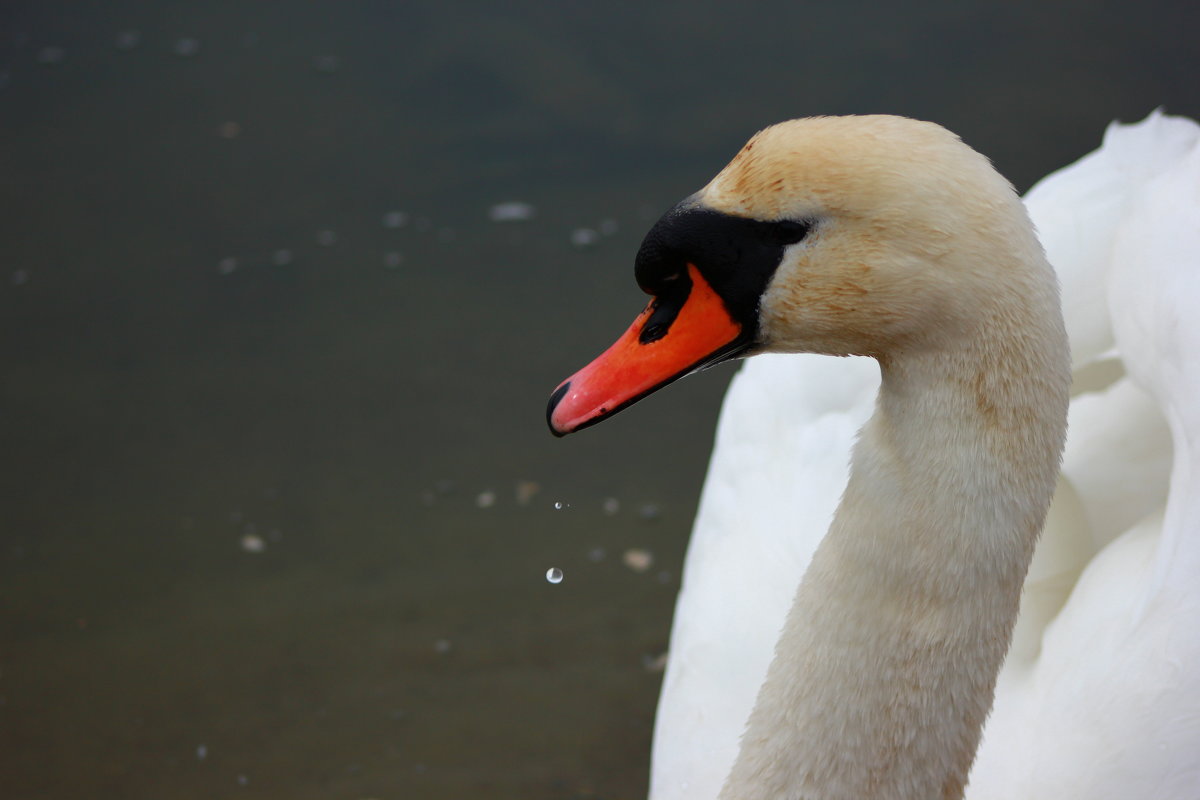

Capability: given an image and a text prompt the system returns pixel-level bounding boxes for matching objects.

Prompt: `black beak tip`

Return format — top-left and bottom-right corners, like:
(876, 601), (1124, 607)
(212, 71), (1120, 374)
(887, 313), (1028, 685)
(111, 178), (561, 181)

(546, 381), (571, 437)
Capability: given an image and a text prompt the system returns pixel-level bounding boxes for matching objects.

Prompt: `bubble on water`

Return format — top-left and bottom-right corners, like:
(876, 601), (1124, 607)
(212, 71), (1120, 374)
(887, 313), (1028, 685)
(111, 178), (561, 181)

(553, 501), (566, 510)
(488, 202), (535, 222)
(240, 534), (265, 553)
(382, 251), (404, 269)
(115, 31), (141, 51)
(217, 257), (238, 275)
(174, 38), (200, 57)
(570, 227), (599, 248)
(271, 249), (293, 266)
(315, 229), (338, 246)
(37, 47), (65, 65)
(545, 567), (563, 584)
(623, 548), (654, 573)
(382, 210), (408, 229)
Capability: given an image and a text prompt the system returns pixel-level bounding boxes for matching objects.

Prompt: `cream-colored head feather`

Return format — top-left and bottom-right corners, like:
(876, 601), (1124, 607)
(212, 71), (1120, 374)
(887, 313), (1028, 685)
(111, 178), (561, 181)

(700, 116), (1051, 360)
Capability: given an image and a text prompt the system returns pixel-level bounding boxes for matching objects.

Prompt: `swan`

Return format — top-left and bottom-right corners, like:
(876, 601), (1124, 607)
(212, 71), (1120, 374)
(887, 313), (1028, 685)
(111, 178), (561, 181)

(547, 113), (1200, 798)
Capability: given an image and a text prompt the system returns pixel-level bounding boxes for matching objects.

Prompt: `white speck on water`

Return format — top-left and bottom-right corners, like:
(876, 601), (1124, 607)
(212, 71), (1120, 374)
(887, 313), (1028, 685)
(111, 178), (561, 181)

(271, 249), (293, 266)
(313, 54), (340, 73)
(570, 227), (599, 248)
(553, 501), (567, 510)
(217, 121), (241, 139)
(382, 210), (408, 229)
(587, 547), (606, 563)
(240, 534), (265, 553)
(173, 38), (200, 57)
(11, 270), (30, 286)
(545, 567), (563, 584)
(217, 257), (238, 275)
(433, 639), (452, 654)
(115, 31), (141, 51)
(37, 47), (65, 65)
(488, 201), (536, 222)
(315, 229), (338, 246)
(601, 497), (620, 516)
(623, 548), (654, 573)
(383, 251), (404, 269)
(475, 490), (496, 509)
(195, 744), (208, 761)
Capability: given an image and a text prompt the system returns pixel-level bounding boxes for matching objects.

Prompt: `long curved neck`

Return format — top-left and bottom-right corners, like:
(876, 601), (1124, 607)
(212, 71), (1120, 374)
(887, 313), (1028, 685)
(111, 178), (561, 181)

(720, 292), (1070, 800)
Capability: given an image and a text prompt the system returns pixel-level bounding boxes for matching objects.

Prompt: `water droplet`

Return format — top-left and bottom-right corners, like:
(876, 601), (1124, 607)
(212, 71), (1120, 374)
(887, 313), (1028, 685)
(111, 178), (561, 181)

(174, 38), (200, 57)
(545, 567), (563, 584)
(271, 249), (293, 266)
(114, 31), (141, 51)
(553, 501), (564, 510)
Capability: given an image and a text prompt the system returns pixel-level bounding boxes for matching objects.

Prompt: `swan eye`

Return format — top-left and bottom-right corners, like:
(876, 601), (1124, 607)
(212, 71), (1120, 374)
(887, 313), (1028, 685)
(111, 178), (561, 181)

(771, 219), (812, 244)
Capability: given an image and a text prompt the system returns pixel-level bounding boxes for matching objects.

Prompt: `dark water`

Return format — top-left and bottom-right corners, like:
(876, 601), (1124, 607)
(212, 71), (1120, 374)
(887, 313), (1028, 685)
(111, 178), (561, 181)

(2, 2), (1197, 798)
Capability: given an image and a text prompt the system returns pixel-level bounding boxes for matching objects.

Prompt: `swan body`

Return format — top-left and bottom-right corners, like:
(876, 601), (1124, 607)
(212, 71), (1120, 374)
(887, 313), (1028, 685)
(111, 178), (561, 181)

(649, 112), (1200, 799)
(547, 113), (1199, 798)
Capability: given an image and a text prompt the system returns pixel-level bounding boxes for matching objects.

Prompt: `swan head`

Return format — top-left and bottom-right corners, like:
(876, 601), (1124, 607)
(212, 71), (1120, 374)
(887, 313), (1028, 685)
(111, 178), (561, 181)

(548, 115), (1048, 435)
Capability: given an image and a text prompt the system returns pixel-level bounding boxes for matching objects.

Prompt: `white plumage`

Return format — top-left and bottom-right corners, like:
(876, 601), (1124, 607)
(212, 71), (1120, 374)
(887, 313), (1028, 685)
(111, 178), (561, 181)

(649, 111), (1200, 799)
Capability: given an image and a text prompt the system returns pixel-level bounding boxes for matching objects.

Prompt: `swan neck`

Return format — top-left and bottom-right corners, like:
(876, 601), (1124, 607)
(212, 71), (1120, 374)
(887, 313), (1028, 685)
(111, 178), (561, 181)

(720, 308), (1070, 800)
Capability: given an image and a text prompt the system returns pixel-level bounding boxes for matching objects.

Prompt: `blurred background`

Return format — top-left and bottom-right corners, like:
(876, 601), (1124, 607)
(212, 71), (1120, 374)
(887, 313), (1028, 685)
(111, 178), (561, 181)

(1, 2), (1197, 798)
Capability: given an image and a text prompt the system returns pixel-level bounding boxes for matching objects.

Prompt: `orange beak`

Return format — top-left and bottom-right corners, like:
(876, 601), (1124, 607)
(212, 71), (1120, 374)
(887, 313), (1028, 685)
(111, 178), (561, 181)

(547, 263), (746, 436)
